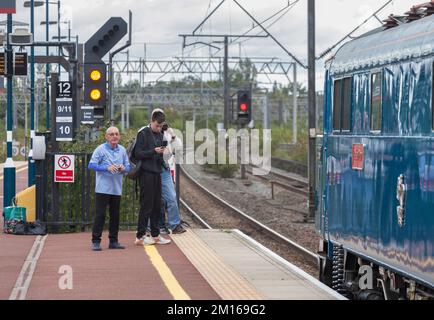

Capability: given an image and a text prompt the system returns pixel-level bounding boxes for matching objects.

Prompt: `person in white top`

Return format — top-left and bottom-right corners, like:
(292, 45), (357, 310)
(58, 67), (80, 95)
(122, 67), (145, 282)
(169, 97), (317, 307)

(160, 123), (186, 234)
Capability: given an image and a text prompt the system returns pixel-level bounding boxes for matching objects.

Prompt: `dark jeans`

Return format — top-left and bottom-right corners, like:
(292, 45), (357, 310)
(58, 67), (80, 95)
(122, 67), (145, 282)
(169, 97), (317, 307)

(137, 171), (162, 238)
(92, 193), (121, 244)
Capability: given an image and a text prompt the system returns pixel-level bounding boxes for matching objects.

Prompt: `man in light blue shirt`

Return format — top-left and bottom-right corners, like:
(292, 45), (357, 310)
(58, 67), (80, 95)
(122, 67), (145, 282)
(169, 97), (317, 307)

(88, 127), (130, 251)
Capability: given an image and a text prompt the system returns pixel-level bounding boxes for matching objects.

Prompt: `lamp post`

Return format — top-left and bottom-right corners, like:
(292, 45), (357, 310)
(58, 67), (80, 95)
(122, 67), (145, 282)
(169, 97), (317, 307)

(40, 0), (61, 75)
(24, 0), (45, 186)
(25, 1), (57, 130)
(46, 0), (49, 129)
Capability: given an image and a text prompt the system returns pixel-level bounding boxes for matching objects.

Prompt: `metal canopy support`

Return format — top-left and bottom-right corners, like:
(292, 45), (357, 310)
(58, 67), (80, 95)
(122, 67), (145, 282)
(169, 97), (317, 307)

(34, 55), (70, 72)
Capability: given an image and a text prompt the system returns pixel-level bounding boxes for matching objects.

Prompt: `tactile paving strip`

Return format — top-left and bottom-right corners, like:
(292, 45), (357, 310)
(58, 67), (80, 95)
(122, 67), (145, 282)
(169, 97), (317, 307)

(172, 230), (264, 300)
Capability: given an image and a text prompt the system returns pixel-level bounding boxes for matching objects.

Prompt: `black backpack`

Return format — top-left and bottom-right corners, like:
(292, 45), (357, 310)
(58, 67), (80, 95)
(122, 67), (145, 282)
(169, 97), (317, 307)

(126, 126), (147, 180)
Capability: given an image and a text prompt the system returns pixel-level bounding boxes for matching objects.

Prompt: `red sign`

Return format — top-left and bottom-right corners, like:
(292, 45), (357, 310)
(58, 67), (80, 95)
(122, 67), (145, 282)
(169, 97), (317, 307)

(54, 155), (75, 183)
(352, 144), (364, 170)
(0, 1), (16, 14)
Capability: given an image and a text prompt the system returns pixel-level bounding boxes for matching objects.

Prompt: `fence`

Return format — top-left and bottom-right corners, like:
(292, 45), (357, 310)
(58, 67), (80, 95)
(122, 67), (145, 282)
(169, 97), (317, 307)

(36, 152), (141, 233)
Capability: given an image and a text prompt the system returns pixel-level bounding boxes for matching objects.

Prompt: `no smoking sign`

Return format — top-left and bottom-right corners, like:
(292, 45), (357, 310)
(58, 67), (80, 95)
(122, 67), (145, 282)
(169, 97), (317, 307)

(54, 155), (75, 183)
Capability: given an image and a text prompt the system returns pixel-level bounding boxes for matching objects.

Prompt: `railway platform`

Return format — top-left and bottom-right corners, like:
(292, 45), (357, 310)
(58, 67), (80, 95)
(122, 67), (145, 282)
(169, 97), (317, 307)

(1, 164), (345, 301)
(0, 227), (344, 300)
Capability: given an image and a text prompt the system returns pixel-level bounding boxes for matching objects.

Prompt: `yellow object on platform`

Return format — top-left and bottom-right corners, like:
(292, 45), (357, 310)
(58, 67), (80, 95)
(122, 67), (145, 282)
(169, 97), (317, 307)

(16, 185), (36, 222)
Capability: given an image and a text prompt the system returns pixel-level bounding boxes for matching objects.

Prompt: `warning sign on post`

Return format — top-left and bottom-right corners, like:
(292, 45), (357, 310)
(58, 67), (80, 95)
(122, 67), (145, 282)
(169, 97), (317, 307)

(352, 144), (364, 171)
(54, 155), (75, 183)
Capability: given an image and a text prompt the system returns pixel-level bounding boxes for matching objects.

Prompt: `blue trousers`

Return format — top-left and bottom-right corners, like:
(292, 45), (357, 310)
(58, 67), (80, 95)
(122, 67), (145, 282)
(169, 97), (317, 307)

(160, 168), (181, 229)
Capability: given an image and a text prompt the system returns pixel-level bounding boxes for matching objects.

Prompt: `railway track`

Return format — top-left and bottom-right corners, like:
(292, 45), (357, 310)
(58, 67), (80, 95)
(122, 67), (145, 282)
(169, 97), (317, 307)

(246, 166), (309, 198)
(179, 165), (319, 273)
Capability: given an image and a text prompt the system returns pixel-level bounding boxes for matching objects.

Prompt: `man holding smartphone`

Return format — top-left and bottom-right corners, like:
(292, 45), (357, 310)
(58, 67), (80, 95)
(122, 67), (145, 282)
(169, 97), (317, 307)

(88, 126), (130, 251)
(134, 109), (171, 246)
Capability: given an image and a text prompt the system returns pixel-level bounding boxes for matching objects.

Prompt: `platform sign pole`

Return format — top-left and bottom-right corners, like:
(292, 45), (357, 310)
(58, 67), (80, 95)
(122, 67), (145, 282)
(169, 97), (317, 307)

(3, 13), (16, 209)
(29, 0), (36, 186)
(55, 81), (74, 142)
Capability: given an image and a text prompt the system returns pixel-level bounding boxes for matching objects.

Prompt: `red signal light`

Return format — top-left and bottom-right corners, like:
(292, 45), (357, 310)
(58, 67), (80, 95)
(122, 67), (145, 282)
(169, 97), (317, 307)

(240, 103), (248, 112)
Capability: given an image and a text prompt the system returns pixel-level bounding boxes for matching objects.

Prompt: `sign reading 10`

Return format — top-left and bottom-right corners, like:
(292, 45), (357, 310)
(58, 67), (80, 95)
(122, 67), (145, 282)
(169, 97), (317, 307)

(59, 125), (71, 135)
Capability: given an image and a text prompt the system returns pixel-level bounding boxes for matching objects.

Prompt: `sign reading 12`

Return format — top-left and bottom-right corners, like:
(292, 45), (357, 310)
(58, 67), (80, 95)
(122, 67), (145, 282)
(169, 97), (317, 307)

(57, 82), (72, 98)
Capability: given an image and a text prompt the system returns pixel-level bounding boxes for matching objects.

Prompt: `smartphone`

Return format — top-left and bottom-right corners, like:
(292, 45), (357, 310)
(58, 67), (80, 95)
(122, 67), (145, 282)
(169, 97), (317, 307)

(162, 141), (168, 147)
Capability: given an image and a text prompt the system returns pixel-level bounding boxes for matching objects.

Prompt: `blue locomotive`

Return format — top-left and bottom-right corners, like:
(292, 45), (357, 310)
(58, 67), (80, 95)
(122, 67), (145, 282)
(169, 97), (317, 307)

(316, 8), (434, 300)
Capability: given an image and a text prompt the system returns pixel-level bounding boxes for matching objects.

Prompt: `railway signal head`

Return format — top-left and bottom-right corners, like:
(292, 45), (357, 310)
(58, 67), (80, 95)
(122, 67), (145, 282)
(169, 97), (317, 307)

(84, 63), (107, 108)
(84, 17), (128, 63)
(237, 90), (252, 125)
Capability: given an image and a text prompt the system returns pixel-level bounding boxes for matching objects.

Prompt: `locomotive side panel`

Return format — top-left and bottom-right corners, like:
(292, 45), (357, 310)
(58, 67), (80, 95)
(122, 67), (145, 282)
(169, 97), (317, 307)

(320, 58), (434, 289)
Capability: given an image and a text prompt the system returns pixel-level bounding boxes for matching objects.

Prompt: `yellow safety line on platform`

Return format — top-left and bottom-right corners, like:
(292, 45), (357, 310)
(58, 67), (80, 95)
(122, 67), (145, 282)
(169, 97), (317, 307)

(144, 245), (191, 300)
(0, 166), (28, 181)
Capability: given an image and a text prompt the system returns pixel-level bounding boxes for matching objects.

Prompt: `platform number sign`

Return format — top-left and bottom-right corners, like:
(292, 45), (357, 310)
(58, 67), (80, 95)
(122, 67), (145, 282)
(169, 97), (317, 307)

(55, 81), (74, 142)
(57, 81), (72, 98)
(56, 122), (73, 142)
(56, 98), (73, 118)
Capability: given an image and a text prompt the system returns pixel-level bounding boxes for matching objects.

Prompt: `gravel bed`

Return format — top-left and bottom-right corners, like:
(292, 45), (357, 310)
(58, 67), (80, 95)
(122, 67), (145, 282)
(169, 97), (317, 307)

(181, 164), (320, 253)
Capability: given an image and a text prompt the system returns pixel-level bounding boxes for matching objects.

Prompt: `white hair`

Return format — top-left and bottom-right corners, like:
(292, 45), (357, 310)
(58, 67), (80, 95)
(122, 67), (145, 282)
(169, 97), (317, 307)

(106, 126), (120, 134)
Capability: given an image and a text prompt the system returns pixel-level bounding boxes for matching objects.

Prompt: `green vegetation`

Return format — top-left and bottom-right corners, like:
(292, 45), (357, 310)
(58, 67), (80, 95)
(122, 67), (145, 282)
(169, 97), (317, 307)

(270, 119), (308, 164)
(0, 57), (309, 232)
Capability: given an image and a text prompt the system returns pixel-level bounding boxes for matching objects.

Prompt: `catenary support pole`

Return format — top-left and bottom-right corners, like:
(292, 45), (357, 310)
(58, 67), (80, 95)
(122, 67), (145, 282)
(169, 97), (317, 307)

(308, 0), (316, 219)
(293, 63), (298, 145)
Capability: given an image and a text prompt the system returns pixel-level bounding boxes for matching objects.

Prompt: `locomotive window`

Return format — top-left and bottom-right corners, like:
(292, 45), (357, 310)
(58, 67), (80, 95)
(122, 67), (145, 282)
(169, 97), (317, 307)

(342, 77), (352, 131)
(371, 72), (382, 132)
(333, 78), (352, 132)
(333, 80), (341, 131)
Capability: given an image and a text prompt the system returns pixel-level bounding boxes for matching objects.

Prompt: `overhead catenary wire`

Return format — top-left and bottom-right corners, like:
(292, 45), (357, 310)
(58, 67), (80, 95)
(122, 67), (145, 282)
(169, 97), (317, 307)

(232, 0), (306, 68)
(227, 1), (299, 52)
(183, 1), (300, 60)
(211, 0), (300, 57)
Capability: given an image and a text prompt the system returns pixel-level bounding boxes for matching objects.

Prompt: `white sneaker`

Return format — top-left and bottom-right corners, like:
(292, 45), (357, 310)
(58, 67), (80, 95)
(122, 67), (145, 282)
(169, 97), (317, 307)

(155, 237), (171, 245)
(134, 237), (144, 246)
(144, 236), (156, 246)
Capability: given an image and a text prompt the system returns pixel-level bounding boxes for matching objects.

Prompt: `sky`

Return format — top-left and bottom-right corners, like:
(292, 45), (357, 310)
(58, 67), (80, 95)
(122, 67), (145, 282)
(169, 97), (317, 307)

(6, 0), (422, 88)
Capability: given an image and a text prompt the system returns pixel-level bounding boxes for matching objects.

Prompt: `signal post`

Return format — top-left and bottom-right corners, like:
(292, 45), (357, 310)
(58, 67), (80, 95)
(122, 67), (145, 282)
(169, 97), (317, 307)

(236, 89), (252, 180)
(83, 17), (128, 124)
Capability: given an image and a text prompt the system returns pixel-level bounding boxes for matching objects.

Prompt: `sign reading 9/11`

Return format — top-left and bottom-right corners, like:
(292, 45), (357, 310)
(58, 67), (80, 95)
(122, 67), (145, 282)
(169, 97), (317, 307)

(56, 98), (73, 118)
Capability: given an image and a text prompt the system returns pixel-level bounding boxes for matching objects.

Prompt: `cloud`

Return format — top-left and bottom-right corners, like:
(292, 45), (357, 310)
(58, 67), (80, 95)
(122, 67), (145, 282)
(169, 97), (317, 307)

(8, 0), (420, 87)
